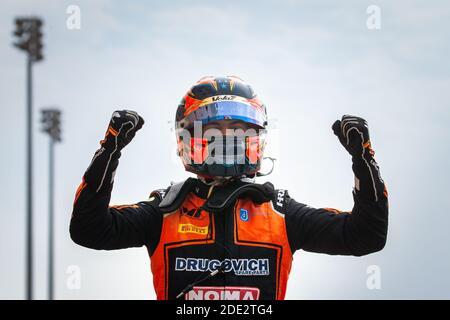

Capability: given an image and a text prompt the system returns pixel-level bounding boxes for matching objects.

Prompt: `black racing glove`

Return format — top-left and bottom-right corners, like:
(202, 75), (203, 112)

(83, 110), (145, 194)
(100, 110), (145, 152)
(332, 115), (374, 159)
(332, 115), (386, 202)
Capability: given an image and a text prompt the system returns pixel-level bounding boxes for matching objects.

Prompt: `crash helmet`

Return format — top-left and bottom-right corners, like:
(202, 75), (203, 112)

(175, 75), (268, 178)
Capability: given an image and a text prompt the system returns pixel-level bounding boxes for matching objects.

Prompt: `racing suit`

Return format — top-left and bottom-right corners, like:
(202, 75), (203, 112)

(70, 136), (389, 300)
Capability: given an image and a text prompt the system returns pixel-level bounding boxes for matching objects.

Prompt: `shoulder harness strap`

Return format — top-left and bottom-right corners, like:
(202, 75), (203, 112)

(149, 178), (197, 213)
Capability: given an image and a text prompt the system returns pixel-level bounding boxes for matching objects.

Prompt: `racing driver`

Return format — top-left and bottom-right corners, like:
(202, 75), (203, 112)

(70, 75), (389, 300)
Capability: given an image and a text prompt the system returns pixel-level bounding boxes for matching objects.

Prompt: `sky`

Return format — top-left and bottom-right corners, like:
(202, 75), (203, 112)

(1, 0), (450, 299)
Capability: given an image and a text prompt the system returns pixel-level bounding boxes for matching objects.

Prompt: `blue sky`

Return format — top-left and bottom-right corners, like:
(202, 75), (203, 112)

(1, 0), (450, 299)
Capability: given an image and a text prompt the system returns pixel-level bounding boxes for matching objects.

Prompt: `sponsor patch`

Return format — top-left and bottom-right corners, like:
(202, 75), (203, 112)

(211, 95), (237, 102)
(178, 224), (208, 235)
(276, 189), (286, 207)
(185, 286), (260, 300)
(175, 257), (269, 276)
(239, 208), (249, 222)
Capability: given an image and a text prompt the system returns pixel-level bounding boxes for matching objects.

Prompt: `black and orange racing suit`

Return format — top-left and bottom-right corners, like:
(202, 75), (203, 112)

(70, 141), (388, 300)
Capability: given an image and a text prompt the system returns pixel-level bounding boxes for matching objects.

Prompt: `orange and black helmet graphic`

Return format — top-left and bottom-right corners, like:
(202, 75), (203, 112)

(175, 76), (267, 129)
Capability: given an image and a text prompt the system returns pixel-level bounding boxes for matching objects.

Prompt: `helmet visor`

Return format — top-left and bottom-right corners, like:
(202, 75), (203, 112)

(181, 100), (267, 129)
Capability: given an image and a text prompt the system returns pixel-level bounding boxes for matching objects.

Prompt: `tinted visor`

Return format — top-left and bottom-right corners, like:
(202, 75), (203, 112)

(183, 101), (266, 129)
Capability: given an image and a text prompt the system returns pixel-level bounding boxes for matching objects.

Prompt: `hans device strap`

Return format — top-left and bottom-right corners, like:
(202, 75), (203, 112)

(149, 178), (276, 213)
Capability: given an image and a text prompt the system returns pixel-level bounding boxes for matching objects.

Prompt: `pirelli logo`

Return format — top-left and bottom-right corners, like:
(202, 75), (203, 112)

(178, 224), (208, 235)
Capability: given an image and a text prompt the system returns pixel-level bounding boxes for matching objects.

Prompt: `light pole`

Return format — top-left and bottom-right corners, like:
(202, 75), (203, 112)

(13, 17), (44, 300)
(41, 109), (62, 300)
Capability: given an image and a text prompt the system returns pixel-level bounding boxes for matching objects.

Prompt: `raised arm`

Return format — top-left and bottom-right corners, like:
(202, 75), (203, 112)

(69, 110), (162, 253)
(284, 115), (389, 256)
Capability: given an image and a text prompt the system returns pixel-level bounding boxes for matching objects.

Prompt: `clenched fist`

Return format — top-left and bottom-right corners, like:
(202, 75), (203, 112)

(100, 110), (145, 151)
(332, 115), (375, 158)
